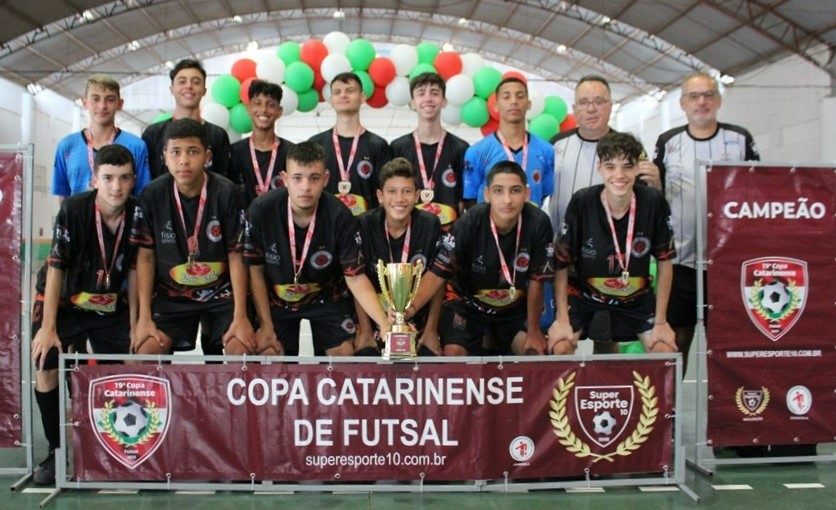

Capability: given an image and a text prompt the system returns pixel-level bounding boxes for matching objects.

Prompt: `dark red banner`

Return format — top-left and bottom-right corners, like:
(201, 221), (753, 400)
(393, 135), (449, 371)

(705, 164), (836, 447)
(0, 151), (23, 447)
(71, 360), (674, 482)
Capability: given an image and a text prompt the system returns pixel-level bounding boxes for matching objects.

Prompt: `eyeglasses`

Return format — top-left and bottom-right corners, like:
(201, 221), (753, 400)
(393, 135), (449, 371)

(575, 97), (611, 109)
(684, 91), (718, 101)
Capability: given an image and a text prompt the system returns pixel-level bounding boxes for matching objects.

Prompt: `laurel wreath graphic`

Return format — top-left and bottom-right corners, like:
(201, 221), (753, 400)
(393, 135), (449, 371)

(100, 399), (162, 446)
(735, 386), (770, 416)
(549, 371), (658, 463)
(751, 278), (801, 321)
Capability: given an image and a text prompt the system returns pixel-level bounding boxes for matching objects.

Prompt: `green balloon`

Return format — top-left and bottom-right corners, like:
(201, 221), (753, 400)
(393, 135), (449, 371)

(528, 113), (560, 142)
(408, 63), (437, 80)
(284, 61), (315, 93)
(620, 340), (646, 354)
(461, 96), (489, 127)
(415, 43), (439, 65)
(276, 41), (301, 66)
(345, 39), (376, 71)
(472, 66), (503, 99)
(211, 74), (241, 108)
(229, 103), (252, 134)
(355, 70), (375, 98)
(297, 88), (320, 113)
(543, 96), (569, 123)
(152, 112), (173, 124)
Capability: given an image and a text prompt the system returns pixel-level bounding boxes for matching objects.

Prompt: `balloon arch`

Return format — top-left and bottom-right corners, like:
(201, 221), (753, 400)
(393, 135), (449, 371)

(157, 33), (578, 140)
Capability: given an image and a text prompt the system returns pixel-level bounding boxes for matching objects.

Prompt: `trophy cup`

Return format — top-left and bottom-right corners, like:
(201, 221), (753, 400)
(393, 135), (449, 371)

(376, 259), (424, 360)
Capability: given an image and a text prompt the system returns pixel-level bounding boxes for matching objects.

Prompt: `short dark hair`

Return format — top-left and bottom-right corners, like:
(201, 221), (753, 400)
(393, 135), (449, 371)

(248, 79), (283, 104)
(379, 157), (417, 188)
(486, 160), (527, 187)
(495, 77), (527, 95)
(577, 75), (611, 94)
(94, 145), (135, 175)
(287, 141), (327, 167)
(409, 73), (446, 97)
(163, 118), (209, 149)
(330, 72), (362, 90)
(169, 59), (207, 82)
(596, 132), (644, 166)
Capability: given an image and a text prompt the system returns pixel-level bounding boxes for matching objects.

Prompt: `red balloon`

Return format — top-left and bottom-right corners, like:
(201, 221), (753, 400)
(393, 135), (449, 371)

(366, 86), (389, 108)
(487, 93), (500, 121)
(559, 113), (578, 132)
(231, 58), (257, 83)
(433, 52), (463, 81)
(240, 77), (257, 104)
(368, 57), (396, 86)
(313, 70), (326, 92)
(502, 70), (527, 83)
(300, 39), (329, 72)
(480, 117), (499, 136)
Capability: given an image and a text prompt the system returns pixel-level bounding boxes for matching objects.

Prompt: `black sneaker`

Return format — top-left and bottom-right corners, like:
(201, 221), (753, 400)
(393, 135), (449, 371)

(33, 451), (56, 486)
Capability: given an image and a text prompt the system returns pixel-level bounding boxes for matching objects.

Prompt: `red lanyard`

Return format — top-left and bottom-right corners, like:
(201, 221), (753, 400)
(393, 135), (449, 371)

(85, 128), (116, 186)
(384, 217), (412, 263)
(497, 131), (528, 173)
(172, 175), (208, 268)
(249, 136), (279, 195)
(601, 192), (636, 283)
(412, 131), (446, 189)
(287, 198), (317, 284)
(332, 127), (364, 183)
(94, 201), (125, 291)
(489, 213), (522, 291)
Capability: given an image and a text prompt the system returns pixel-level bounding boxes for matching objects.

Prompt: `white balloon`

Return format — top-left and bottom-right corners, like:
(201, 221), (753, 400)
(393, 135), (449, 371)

(322, 84), (332, 102)
(201, 102), (230, 129)
(385, 76), (411, 107)
(323, 31), (351, 55)
(460, 53), (485, 77)
(441, 105), (462, 126)
(445, 74), (475, 107)
(255, 55), (285, 83)
(281, 85), (299, 115)
(390, 44), (418, 76)
(226, 128), (243, 143)
(526, 87), (545, 120)
(320, 53), (352, 83)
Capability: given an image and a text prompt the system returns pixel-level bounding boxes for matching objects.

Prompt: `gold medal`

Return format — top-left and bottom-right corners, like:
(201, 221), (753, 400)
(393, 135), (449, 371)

(338, 180), (352, 195)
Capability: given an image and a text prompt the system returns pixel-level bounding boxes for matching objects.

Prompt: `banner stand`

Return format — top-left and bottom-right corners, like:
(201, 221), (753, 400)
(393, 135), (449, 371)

(44, 353), (696, 506)
(688, 161), (836, 475)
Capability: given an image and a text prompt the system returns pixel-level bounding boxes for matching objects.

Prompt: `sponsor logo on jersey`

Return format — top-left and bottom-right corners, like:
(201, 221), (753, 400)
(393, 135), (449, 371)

(265, 243), (280, 265)
(581, 237), (596, 259)
(741, 257), (807, 341)
(169, 262), (225, 286)
(70, 292), (118, 313)
(160, 220), (176, 244)
(471, 255), (487, 274)
(274, 283), (320, 303)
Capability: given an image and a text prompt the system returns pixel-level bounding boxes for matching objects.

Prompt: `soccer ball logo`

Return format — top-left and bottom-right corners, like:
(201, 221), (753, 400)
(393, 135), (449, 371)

(759, 280), (790, 316)
(592, 411), (617, 436)
(111, 401), (149, 441)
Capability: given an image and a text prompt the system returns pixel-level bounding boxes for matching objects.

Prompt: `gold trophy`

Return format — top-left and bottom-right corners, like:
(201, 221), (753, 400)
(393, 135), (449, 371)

(376, 259), (424, 360)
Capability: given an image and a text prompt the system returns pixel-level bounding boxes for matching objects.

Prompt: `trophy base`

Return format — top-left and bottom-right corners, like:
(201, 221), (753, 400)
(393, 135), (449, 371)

(382, 332), (417, 360)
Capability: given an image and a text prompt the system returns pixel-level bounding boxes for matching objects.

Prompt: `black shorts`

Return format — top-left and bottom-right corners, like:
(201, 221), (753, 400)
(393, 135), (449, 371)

(667, 265), (708, 328)
(152, 298), (233, 352)
(438, 302), (526, 355)
(270, 299), (356, 355)
(568, 295), (655, 342)
(32, 300), (130, 371)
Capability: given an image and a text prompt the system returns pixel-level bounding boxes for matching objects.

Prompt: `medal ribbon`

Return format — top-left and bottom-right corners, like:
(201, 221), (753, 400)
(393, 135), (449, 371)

(332, 127), (364, 183)
(86, 128), (117, 185)
(601, 192), (636, 277)
(287, 198), (317, 283)
(412, 131), (446, 190)
(496, 131), (528, 173)
(172, 175), (208, 262)
(94, 200), (125, 291)
(384, 217), (412, 263)
(489, 213), (522, 291)
(249, 136), (279, 196)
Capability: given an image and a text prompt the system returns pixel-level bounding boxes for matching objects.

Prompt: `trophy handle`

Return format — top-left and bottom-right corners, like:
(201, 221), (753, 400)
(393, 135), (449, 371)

(376, 259), (394, 311)
(404, 259), (424, 310)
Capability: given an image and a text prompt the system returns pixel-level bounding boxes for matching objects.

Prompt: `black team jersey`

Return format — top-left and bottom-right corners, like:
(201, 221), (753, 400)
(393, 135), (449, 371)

(431, 202), (554, 317)
(130, 172), (244, 303)
(142, 119), (231, 179)
(556, 185), (676, 306)
(308, 129), (393, 215)
(389, 132), (469, 227)
(36, 191), (137, 314)
(244, 188), (365, 310)
(227, 136), (295, 208)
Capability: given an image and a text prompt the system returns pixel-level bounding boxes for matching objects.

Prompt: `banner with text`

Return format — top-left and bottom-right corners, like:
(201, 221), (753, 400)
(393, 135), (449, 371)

(71, 360), (674, 482)
(706, 164), (835, 447)
(0, 151), (23, 447)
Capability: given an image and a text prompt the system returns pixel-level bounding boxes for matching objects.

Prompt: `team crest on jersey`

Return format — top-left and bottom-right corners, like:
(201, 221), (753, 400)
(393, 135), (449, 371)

(545, 242), (555, 259)
(441, 168), (457, 188)
(410, 254), (427, 268)
(89, 374), (171, 469)
(310, 250), (333, 269)
(631, 236), (651, 258)
(741, 257), (807, 341)
(735, 386), (769, 419)
(341, 318), (357, 334)
(531, 170), (541, 184)
(206, 220), (222, 242)
(272, 175), (284, 188)
(514, 252), (530, 273)
(356, 160), (373, 179)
